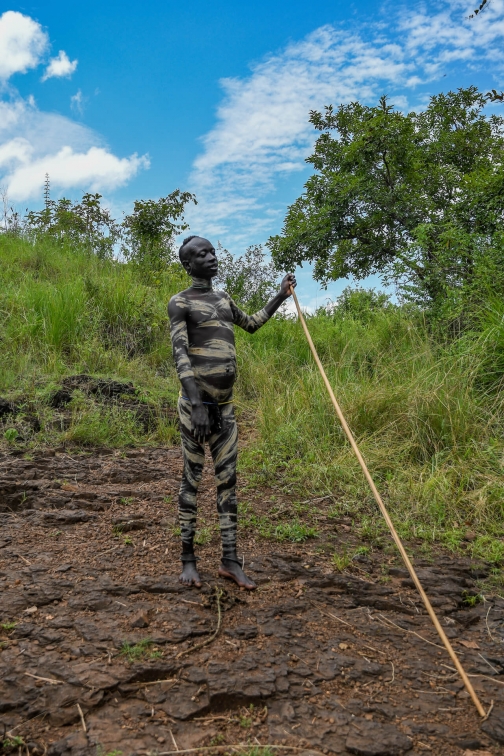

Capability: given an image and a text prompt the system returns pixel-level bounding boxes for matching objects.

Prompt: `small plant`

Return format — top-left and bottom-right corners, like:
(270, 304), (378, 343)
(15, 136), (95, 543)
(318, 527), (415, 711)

(462, 591), (483, 607)
(239, 715), (252, 728)
(49, 530), (63, 537)
(1, 622), (16, 632)
(119, 638), (158, 662)
(97, 749), (122, 756)
(209, 735), (225, 747)
(3, 737), (24, 748)
(163, 495), (172, 504)
(119, 497), (134, 506)
(171, 525), (181, 537)
(332, 549), (352, 572)
(4, 428), (18, 443)
(123, 536), (133, 545)
(194, 526), (212, 546)
(272, 520), (318, 543)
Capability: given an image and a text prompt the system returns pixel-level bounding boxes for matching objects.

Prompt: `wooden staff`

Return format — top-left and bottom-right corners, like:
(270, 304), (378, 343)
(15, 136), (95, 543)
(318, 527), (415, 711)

(289, 286), (486, 718)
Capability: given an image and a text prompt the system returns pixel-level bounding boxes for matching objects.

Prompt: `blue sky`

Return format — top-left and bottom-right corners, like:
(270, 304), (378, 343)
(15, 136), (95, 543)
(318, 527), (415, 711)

(1, 0), (504, 309)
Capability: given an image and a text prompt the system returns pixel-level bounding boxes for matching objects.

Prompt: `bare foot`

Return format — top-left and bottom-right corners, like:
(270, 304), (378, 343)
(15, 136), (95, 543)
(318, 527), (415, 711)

(179, 561), (202, 587)
(219, 558), (257, 590)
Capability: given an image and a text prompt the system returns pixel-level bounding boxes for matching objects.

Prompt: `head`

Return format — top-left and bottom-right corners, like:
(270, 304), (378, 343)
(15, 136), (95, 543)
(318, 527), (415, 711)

(179, 235), (218, 279)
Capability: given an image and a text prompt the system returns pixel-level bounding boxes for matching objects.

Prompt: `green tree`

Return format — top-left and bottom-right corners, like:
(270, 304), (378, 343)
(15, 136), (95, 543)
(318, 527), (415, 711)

(26, 193), (120, 258)
(121, 190), (196, 275)
(214, 244), (279, 311)
(268, 87), (504, 310)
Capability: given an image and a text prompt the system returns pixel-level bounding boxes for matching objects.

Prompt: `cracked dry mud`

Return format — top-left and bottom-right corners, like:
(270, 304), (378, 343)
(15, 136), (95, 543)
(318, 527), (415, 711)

(1, 447), (504, 756)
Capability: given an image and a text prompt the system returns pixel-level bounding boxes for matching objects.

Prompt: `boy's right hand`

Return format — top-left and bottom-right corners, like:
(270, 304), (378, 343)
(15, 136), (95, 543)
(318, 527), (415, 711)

(191, 403), (211, 443)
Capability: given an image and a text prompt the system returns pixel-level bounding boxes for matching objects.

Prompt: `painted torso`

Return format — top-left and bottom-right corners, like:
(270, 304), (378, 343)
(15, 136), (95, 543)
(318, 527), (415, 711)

(169, 281), (270, 402)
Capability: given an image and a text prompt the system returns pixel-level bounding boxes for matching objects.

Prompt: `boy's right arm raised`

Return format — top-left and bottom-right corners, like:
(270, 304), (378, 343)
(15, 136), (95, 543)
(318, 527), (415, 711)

(168, 296), (210, 442)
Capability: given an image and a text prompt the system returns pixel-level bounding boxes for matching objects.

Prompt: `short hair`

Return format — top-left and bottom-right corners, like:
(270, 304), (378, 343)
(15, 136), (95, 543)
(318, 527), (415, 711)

(179, 235), (200, 263)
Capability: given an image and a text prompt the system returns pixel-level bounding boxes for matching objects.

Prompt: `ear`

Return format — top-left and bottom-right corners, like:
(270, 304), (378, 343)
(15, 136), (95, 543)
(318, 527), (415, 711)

(181, 258), (192, 275)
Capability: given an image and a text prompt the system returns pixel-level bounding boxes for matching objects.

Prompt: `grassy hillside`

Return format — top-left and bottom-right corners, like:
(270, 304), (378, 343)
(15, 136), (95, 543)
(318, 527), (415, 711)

(1, 234), (504, 567)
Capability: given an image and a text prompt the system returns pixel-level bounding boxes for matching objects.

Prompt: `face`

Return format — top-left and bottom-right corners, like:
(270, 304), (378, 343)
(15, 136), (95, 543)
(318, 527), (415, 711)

(183, 237), (218, 279)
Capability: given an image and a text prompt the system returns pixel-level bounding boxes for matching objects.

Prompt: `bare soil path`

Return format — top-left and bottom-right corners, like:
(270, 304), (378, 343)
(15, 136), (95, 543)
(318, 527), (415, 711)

(1, 447), (504, 756)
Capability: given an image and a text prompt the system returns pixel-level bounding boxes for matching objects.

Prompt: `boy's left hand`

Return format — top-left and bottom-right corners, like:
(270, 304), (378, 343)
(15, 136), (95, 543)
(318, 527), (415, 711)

(280, 273), (296, 297)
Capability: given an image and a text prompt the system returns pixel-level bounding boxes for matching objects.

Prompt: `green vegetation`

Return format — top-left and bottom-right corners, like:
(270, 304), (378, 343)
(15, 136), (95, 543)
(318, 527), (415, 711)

(1, 85), (504, 567)
(1, 622), (17, 631)
(269, 87), (504, 320)
(2, 737), (24, 749)
(0, 235), (503, 561)
(119, 639), (161, 662)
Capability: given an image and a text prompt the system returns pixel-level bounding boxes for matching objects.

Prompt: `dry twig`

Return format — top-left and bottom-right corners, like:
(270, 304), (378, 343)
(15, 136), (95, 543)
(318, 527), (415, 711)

(76, 703), (86, 733)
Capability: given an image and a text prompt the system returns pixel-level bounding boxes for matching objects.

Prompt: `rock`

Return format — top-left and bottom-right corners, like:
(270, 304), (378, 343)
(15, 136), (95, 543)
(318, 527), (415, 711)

(346, 719), (412, 755)
(160, 681), (209, 719)
(481, 706), (504, 744)
(47, 730), (89, 756)
(40, 510), (96, 526)
(225, 624), (258, 639)
(112, 513), (146, 532)
(130, 611), (150, 628)
(135, 574), (183, 593)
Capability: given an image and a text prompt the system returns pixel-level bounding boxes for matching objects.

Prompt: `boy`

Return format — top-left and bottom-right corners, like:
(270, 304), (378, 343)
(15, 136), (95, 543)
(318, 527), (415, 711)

(168, 235), (296, 589)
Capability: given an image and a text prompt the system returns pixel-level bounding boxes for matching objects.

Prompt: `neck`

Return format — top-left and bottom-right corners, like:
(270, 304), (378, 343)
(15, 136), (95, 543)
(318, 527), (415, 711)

(191, 276), (212, 290)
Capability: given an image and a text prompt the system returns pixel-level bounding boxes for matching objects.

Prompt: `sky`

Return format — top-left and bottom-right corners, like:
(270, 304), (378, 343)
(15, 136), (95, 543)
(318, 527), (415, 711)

(1, 0), (504, 309)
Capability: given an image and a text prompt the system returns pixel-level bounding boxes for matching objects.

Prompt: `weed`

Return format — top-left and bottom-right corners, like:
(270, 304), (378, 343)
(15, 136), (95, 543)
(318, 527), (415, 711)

(123, 536), (133, 546)
(119, 639), (159, 662)
(272, 520), (318, 542)
(332, 550), (352, 572)
(332, 546), (369, 572)
(119, 497), (134, 506)
(3, 737), (24, 748)
(4, 428), (18, 443)
(194, 526), (212, 546)
(462, 591), (483, 607)
(163, 495), (172, 504)
(1, 622), (16, 631)
(209, 734), (225, 746)
(239, 716), (252, 728)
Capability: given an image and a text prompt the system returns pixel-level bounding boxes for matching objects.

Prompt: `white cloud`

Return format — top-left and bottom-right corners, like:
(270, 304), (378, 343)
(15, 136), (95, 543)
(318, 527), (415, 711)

(0, 12), (148, 202)
(42, 50), (78, 81)
(70, 89), (84, 114)
(0, 11), (48, 80)
(188, 0), (504, 248)
(0, 95), (149, 201)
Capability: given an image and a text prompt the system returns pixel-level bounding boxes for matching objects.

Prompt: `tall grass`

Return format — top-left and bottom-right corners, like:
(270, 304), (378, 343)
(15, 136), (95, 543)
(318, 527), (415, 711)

(0, 234), (503, 560)
(235, 304), (504, 559)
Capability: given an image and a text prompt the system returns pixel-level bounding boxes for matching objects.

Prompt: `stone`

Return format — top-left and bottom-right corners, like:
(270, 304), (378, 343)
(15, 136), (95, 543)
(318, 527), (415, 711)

(481, 706), (504, 744)
(225, 624), (258, 639)
(47, 730), (89, 756)
(346, 719), (413, 755)
(160, 681), (209, 719)
(130, 611), (150, 628)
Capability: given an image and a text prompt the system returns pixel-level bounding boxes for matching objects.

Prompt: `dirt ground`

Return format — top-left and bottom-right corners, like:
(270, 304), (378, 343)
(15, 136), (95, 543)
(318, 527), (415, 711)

(1, 445), (504, 756)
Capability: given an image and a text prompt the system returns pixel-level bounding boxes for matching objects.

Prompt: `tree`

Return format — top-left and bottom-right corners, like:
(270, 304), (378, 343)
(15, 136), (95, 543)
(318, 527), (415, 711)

(26, 192), (120, 258)
(268, 87), (504, 308)
(213, 244), (279, 311)
(122, 190), (196, 273)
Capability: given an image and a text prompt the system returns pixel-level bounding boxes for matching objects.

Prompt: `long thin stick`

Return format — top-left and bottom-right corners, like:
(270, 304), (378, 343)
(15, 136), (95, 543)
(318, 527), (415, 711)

(290, 287), (486, 718)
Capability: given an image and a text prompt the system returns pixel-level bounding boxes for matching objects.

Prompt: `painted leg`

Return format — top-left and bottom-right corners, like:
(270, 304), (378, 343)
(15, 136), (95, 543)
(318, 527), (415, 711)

(177, 398), (204, 588)
(209, 403), (256, 590)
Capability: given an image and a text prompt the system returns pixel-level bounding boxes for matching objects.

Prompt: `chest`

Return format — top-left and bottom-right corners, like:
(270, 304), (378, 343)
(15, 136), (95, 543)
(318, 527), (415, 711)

(187, 294), (233, 327)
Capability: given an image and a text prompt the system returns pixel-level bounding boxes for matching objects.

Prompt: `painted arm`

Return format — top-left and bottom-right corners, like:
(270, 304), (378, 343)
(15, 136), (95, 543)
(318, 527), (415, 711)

(168, 296), (210, 442)
(230, 273), (297, 333)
